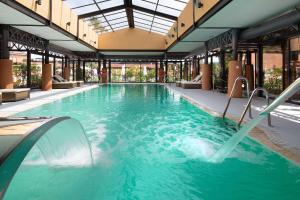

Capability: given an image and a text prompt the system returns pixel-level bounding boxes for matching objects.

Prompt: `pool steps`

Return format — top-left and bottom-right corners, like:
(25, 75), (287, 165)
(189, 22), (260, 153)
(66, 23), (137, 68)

(212, 77), (300, 163)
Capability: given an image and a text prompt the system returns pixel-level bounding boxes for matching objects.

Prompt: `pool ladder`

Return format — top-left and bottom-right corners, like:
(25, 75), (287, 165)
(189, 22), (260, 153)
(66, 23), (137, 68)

(222, 76), (272, 127)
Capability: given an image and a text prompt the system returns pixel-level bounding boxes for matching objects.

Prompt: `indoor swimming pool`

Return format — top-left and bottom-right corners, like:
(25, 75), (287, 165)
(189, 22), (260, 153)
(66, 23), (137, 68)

(3, 84), (300, 200)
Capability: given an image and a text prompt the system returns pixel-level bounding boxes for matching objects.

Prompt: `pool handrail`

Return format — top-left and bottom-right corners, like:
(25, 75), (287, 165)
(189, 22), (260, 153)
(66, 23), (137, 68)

(0, 116), (70, 199)
(222, 76), (251, 119)
(238, 87), (271, 127)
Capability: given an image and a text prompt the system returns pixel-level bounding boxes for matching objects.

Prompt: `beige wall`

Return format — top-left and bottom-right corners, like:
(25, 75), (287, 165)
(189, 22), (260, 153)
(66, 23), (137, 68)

(194, 0), (219, 22)
(16, 0), (98, 48)
(167, 0), (219, 48)
(98, 28), (166, 50)
(178, 0), (193, 36)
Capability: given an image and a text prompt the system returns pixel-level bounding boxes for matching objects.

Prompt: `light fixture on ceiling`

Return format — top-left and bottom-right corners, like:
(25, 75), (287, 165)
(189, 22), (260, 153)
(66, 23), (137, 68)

(171, 34), (175, 38)
(181, 23), (185, 27)
(66, 22), (71, 26)
(35, 0), (42, 5)
(83, 34), (87, 37)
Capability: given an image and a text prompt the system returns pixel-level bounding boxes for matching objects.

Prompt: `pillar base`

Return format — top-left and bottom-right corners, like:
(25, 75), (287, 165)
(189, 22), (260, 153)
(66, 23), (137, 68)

(42, 64), (52, 91)
(201, 64), (211, 90)
(228, 60), (242, 98)
(0, 59), (13, 89)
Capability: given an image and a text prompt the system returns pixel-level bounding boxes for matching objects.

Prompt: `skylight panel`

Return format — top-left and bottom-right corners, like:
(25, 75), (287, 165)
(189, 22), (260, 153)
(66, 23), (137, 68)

(153, 16), (174, 25)
(133, 11), (154, 21)
(98, 0), (124, 10)
(134, 18), (152, 26)
(156, 6), (181, 17)
(72, 4), (99, 15)
(64, 0), (95, 9)
(159, 0), (186, 10)
(132, 0), (156, 10)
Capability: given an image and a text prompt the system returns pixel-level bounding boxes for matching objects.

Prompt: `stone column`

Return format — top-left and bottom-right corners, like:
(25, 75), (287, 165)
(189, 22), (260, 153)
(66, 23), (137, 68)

(227, 60), (242, 97)
(42, 63), (52, 91)
(0, 59), (13, 89)
(201, 64), (211, 90)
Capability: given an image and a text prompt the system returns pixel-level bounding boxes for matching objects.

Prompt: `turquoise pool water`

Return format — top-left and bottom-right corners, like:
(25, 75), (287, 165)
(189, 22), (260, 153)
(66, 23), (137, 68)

(4, 84), (300, 199)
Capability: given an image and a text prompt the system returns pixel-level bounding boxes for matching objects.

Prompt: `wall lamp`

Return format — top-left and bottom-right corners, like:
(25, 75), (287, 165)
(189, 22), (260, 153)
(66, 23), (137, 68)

(197, 0), (203, 8)
(35, 0), (42, 6)
(83, 34), (87, 37)
(181, 23), (185, 27)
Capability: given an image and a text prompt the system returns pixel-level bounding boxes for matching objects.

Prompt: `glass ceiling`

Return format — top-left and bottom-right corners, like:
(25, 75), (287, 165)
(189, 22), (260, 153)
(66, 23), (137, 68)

(64, 0), (188, 35)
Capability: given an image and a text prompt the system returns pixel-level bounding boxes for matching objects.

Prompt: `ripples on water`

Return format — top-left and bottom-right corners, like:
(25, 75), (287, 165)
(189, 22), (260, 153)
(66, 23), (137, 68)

(4, 84), (300, 200)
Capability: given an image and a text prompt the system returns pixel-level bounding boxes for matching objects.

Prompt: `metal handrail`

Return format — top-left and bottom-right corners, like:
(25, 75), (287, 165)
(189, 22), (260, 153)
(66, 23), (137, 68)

(222, 76), (251, 119)
(238, 87), (271, 127)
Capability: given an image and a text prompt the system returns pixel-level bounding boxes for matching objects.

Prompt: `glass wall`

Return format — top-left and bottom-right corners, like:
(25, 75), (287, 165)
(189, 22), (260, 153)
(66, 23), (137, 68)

(111, 62), (125, 82)
(54, 58), (63, 77)
(111, 61), (156, 83)
(125, 63), (140, 82)
(140, 63), (156, 82)
(263, 49), (283, 95)
(31, 54), (43, 89)
(85, 62), (99, 82)
(10, 51), (27, 88)
(289, 50), (300, 104)
(212, 55), (222, 90)
(167, 62), (180, 82)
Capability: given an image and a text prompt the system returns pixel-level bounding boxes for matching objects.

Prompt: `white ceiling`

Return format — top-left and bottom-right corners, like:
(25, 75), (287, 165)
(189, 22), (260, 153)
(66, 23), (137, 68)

(50, 40), (94, 51)
(0, 3), (42, 25)
(168, 42), (204, 52)
(201, 0), (300, 28)
(182, 28), (229, 42)
(12, 26), (72, 41)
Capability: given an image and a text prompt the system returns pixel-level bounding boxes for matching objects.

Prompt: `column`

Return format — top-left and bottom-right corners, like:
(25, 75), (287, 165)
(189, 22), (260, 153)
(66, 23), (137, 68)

(42, 42), (52, 91)
(0, 25), (13, 89)
(245, 50), (254, 91)
(257, 44), (264, 96)
(220, 50), (226, 90)
(26, 50), (31, 88)
(101, 60), (108, 83)
(83, 60), (86, 82)
(72, 60), (75, 81)
(108, 60), (111, 83)
(155, 61), (158, 82)
(63, 57), (70, 81)
(227, 29), (242, 97)
(202, 45), (212, 90)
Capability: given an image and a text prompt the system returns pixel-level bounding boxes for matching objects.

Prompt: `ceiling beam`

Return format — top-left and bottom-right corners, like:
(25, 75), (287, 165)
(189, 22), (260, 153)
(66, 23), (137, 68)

(78, 5), (126, 19)
(124, 0), (134, 28)
(132, 5), (177, 21)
